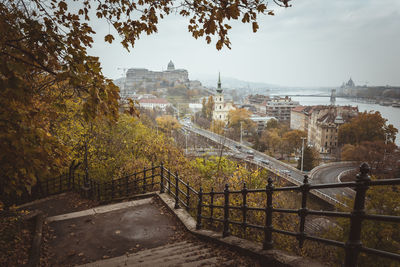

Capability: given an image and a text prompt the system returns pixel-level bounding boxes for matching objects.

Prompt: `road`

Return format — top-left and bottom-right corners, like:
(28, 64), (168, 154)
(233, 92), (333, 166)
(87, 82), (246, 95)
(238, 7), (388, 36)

(182, 122), (355, 206)
(311, 165), (356, 199)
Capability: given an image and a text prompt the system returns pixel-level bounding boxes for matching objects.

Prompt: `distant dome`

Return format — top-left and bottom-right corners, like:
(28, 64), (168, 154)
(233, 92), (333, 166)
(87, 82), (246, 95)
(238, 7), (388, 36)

(167, 60), (175, 71)
(346, 78), (355, 87)
(334, 115), (344, 124)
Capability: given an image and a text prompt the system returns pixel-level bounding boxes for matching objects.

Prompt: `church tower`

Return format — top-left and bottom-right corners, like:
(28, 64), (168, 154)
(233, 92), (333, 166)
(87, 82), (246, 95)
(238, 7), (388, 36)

(212, 72), (236, 123)
(214, 72), (224, 111)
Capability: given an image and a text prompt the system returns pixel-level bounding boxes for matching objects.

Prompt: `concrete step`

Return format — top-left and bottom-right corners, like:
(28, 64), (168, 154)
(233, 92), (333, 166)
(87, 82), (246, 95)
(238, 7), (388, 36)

(182, 256), (219, 267)
(80, 240), (233, 267)
(124, 240), (190, 259)
(128, 244), (208, 264)
(133, 248), (214, 266)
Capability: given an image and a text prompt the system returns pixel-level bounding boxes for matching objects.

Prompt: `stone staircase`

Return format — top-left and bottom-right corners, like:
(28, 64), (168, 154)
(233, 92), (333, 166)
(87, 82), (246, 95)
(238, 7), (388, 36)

(79, 240), (237, 267)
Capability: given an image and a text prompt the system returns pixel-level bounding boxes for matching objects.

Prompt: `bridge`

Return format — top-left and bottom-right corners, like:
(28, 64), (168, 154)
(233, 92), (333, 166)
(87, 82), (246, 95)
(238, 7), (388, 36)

(181, 124), (355, 206)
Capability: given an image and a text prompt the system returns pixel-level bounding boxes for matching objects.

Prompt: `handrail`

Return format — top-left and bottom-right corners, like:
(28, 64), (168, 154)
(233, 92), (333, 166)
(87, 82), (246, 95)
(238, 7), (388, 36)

(15, 161), (400, 266)
(175, 162), (399, 266)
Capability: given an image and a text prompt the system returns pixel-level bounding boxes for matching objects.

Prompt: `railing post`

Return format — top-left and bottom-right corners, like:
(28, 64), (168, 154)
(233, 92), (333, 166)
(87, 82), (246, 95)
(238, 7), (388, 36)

(174, 172), (180, 209)
(68, 164), (72, 190)
(242, 182), (248, 235)
(223, 184), (230, 237)
(168, 170), (171, 194)
(90, 179), (94, 199)
(186, 182), (190, 210)
(134, 173), (137, 192)
(344, 163), (370, 267)
(151, 163), (154, 188)
(143, 167), (146, 193)
(97, 181), (100, 201)
(118, 179), (122, 197)
(125, 175), (129, 196)
(111, 179), (115, 199)
(59, 175), (62, 192)
(46, 179), (49, 196)
(263, 177), (274, 249)
(196, 187), (203, 230)
(71, 171), (75, 190)
(160, 163), (165, 193)
(298, 175), (309, 248)
(210, 187), (214, 223)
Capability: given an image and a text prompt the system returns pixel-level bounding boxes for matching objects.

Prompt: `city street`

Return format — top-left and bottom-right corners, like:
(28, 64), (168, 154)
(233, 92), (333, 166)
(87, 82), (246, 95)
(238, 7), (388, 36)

(182, 122), (357, 206)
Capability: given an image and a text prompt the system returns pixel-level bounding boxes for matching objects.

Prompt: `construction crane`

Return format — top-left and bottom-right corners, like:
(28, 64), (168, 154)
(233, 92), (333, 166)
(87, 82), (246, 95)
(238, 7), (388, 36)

(117, 67), (128, 77)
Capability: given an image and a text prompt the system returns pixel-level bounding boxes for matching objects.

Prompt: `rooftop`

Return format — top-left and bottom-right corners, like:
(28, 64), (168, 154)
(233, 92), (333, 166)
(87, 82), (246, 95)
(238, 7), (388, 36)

(139, 98), (170, 104)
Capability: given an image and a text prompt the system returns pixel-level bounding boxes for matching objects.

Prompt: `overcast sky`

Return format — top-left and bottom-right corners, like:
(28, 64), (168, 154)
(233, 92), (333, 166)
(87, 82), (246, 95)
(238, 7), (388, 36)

(88, 0), (400, 87)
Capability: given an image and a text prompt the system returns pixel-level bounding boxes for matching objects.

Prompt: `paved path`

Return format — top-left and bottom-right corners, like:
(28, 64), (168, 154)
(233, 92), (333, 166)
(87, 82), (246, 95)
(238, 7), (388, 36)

(44, 197), (261, 266)
(79, 240), (237, 267)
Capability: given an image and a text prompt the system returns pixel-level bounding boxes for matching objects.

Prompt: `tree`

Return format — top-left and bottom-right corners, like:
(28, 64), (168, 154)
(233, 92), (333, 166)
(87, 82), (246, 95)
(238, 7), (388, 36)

(341, 141), (397, 174)
(282, 130), (307, 157)
(210, 120), (225, 135)
(266, 118), (279, 129)
(156, 115), (181, 135)
(297, 146), (319, 171)
(205, 96), (215, 120)
(338, 111), (398, 145)
(227, 108), (256, 140)
(201, 98), (207, 118)
(0, 0), (291, 204)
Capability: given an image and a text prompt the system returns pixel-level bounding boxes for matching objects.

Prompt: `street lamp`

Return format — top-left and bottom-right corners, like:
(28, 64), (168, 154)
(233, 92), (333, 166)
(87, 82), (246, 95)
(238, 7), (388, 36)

(301, 137), (307, 172)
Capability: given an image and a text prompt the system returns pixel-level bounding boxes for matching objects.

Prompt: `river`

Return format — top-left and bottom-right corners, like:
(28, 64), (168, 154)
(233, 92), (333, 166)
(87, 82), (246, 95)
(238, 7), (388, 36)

(289, 96), (400, 146)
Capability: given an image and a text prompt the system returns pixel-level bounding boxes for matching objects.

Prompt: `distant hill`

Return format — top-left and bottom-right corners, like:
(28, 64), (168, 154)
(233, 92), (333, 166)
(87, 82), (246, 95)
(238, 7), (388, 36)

(190, 73), (333, 96)
(191, 73), (279, 89)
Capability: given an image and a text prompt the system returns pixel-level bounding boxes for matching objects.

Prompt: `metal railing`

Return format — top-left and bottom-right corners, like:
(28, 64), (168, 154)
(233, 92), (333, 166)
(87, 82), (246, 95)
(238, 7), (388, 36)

(13, 161), (400, 266)
(159, 162), (400, 267)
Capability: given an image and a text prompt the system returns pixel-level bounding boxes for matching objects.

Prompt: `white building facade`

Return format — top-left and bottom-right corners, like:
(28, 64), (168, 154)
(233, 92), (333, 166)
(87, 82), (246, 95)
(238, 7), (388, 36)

(138, 98), (171, 111)
(212, 74), (235, 123)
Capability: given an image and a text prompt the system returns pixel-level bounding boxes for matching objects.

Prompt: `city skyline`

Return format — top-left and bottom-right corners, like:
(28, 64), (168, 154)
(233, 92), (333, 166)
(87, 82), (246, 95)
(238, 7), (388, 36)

(88, 0), (400, 88)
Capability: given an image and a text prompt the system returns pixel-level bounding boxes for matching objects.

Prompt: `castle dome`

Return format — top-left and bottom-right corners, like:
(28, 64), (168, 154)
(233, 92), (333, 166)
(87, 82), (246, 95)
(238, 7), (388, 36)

(167, 60), (175, 71)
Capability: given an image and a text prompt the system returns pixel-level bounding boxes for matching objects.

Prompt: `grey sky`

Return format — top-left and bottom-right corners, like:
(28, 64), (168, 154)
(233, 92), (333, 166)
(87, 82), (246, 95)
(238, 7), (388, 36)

(89, 0), (400, 87)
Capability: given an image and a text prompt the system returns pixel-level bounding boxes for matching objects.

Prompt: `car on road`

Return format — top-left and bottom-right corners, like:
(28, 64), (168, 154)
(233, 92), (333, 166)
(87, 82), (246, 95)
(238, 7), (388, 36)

(235, 144), (241, 149)
(246, 155), (254, 160)
(281, 170), (291, 176)
(261, 159), (270, 165)
(246, 150), (254, 155)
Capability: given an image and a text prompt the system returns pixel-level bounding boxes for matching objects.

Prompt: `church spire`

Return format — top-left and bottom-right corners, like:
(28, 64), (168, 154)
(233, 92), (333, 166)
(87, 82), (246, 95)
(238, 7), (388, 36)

(216, 72), (222, 93)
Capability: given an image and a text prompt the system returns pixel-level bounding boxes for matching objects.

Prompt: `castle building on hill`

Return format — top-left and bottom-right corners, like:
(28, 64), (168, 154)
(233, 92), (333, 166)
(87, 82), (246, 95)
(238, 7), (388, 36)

(212, 73), (235, 124)
(120, 60), (190, 97)
(125, 60), (189, 87)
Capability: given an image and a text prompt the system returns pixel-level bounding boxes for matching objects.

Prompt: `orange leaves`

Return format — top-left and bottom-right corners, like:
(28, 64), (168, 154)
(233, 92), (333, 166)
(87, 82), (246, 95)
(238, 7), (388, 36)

(104, 34), (114, 44)
(58, 1), (67, 12)
(252, 22), (259, 32)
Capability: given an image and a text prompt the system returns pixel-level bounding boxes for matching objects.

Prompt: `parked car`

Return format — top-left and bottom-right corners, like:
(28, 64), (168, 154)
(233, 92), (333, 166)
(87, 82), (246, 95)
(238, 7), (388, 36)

(246, 150), (254, 155)
(235, 144), (241, 149)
